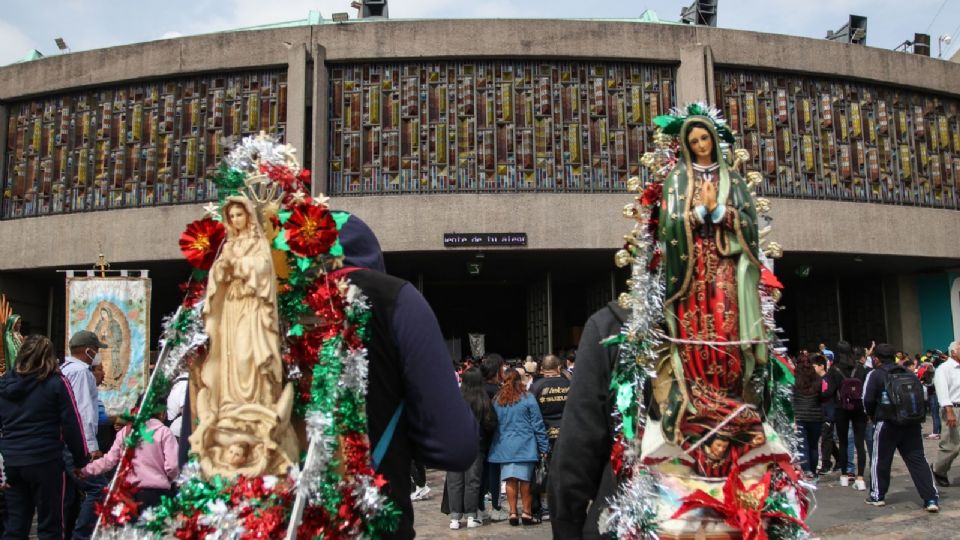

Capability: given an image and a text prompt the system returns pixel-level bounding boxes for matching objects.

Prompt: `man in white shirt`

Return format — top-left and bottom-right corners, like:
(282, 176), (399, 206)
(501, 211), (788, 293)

(61, 330), (107, 540)
(166, 373), (189, 442)
(932, 340), (960, 488)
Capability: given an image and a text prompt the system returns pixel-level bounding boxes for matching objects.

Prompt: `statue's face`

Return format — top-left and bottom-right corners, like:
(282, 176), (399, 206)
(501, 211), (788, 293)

(100, 308), (108, 320)
(12, 320), (19, 332)
(226, 443), (247, 466)
(227, 205), (248, 231)
(708, 437), (730, 456)
(687, 127), (714, 162)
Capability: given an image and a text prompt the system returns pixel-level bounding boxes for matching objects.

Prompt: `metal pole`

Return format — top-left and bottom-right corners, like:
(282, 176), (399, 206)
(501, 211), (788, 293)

(91, 306), (181, 539)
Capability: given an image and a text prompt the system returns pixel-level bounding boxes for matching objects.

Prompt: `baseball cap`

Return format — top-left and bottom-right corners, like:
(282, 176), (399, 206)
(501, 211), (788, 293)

(69, 330), (108, 350)
(875, 343), (897, 362)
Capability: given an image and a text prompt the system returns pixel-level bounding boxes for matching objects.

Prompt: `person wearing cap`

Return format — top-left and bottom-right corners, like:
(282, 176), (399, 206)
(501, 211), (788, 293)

(862, 343), (939, 512)
(62, 329), (108, 540)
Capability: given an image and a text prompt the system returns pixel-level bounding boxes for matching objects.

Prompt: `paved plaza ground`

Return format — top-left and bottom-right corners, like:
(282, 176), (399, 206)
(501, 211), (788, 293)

(412, 437), (960, 539)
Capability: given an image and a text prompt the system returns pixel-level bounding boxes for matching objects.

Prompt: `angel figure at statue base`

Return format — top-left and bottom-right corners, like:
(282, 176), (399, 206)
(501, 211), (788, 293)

(188, 195), (299, 478)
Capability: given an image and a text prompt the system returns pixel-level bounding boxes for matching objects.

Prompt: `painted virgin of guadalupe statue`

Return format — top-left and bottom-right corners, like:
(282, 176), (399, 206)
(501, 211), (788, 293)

(0, 295), (22, 375)
(654, 116), (768, 477)
(189, 195), (299, 478)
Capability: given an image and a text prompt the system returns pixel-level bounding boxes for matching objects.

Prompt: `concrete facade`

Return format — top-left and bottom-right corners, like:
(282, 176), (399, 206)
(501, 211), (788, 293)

(1, 18), (959, 351)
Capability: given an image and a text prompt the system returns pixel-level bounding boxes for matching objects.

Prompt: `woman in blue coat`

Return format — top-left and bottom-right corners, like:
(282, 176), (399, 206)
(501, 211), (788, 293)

(488, 368), (549, 526)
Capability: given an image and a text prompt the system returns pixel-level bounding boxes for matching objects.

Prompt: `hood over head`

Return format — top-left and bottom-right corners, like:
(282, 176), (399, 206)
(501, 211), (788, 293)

(0, 371), (40, 402)
(333, 211), (386, 272)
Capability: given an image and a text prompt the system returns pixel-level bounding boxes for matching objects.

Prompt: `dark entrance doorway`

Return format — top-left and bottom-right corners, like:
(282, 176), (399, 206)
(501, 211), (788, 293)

(385, 250), (624, 361)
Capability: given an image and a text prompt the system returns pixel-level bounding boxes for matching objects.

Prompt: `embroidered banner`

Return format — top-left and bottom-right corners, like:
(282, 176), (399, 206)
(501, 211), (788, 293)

(65, 276), (151, 416)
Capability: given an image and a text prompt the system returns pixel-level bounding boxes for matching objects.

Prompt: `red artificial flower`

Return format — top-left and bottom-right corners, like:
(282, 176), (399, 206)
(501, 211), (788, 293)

(298, 506), (331, 540)
(179, 219), (226, 270)
(284, 204), (338, 258)
(230, 476), (267, 506)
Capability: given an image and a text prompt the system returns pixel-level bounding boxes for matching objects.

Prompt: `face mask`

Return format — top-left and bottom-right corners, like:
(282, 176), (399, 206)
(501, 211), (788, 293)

(85, 348), (102, 366)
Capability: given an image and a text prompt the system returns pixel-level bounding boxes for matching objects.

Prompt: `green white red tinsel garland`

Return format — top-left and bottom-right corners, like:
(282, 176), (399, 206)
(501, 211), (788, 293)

(599, 127), (814, 540)
(94, 135), (400, 539)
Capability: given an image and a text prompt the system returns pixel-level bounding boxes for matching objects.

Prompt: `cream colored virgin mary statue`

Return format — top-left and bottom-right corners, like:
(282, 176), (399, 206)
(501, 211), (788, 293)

(189, 195), (299, 478)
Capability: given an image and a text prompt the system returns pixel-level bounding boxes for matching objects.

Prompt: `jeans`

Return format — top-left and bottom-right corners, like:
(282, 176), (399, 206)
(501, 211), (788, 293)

(797, 421), (823, 474)
(846, 424), (855, 474)
(930, 391), (941, 435)
(446, 451), (485, 519)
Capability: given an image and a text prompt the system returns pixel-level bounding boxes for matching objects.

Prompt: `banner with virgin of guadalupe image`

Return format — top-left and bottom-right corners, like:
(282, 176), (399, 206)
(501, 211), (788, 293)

(65, 276), (151, 416)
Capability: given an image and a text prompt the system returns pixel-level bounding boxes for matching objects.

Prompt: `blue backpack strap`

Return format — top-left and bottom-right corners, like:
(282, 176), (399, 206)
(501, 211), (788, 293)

(372, 402), (404, 471)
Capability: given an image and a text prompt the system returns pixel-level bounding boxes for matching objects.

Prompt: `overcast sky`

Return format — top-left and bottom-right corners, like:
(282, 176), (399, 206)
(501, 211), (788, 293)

(2, 0), (959, 66)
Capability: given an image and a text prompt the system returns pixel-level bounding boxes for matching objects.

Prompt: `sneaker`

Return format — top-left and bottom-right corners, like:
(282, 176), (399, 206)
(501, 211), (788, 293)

(865, 495), (886, 507)
(854, 479), (866, 491)
(478, 510), (490, 522)
(925, 499), (940, 513)
(410, 485), (431, 501)
(466, 517), (482, 528)
(926, 433), (941, 440)
(840, 475), (850, 487)
(449, 519), (461, 529)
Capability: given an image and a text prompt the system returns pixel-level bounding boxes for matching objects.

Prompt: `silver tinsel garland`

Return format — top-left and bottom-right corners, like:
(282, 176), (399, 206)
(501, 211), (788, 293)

(224, 134), (298, 174)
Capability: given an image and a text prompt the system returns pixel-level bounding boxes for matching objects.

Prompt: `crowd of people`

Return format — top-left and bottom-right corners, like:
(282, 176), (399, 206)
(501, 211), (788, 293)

(792, 340), (960, 511)
(432, 352), (572, 530)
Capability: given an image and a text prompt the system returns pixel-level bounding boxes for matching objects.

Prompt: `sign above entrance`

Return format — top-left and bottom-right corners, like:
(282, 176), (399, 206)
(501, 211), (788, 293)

(443, 233), (528, 247)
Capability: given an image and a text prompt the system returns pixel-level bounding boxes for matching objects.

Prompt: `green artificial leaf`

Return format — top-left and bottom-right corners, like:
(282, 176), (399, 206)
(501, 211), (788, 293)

(272, 232), (291, 251)
(296, 256), (312, 272)
(288, 323), (304, 337)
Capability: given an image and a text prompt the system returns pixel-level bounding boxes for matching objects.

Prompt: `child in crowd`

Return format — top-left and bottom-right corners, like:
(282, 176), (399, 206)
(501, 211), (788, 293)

(79, 402), (179, 509)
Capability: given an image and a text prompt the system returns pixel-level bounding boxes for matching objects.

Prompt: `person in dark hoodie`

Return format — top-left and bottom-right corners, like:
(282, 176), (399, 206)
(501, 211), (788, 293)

(548, 301), (629, 539)
(179, 211), (478, 539)
(334, 211), (479, 536)
(0, 335), (89, 539)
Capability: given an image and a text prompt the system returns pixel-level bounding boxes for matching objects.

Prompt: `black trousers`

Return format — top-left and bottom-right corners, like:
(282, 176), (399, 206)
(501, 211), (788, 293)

(410, 460), (426, 489)
(819, 420), (841, 471)
(870, 420), (938, 503)
(835, 408), (868, 476)
(3, 459), (67, 540)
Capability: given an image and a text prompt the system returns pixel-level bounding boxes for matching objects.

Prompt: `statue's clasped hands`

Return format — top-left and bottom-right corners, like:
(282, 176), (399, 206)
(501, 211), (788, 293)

(702, 180), (718, 212)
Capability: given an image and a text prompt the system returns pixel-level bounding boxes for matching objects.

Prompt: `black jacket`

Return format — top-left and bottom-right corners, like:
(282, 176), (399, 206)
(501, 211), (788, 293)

(0, 370), (89, 467)
(549, 302), (627, 539)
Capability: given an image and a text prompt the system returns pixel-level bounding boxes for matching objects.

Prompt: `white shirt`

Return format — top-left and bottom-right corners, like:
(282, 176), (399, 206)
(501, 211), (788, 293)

(61, 356), (99, 452)
(934, 357), (960, 407)
(166, 376), (189, 438)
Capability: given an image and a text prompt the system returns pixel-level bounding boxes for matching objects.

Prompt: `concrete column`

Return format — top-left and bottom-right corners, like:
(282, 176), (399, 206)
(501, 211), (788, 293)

(676, 44), (714, 105)
(312, 44), (329, 197)
(885, 275), (923, 353)
(0, 104), (8, 208)
(285, 43), (308, 159)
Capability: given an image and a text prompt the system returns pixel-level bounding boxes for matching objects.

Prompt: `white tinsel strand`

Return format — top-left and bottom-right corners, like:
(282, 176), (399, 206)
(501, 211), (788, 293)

(92, 525), (158, 540)
(196, 499), (246, 540)
(224, 135), (293, 173)
(598, 467), (661, 540)
(300, 413), (336, 501)
(341, 348), (370, 394)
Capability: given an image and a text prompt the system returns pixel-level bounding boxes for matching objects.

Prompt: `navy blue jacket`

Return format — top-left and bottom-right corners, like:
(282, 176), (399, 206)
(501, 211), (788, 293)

(0, 370), (90, 467)
(337, 212), (479, 539)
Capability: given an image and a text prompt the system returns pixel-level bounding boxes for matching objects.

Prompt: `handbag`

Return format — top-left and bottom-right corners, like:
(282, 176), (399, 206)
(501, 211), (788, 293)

(532, 454), (549, 494)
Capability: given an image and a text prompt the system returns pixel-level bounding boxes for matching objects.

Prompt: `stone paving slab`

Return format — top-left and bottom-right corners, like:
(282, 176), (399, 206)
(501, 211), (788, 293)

(412, 437), (960, 539)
